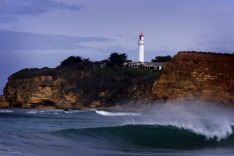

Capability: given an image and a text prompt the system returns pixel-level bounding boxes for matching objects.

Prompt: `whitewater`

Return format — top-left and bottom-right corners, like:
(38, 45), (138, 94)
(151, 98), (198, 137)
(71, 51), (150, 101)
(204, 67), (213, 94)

(0, 102), (234, 156)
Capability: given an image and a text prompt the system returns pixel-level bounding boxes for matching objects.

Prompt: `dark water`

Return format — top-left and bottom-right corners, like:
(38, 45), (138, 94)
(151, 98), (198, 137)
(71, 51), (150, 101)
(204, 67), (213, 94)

(0, 103), (234, 156)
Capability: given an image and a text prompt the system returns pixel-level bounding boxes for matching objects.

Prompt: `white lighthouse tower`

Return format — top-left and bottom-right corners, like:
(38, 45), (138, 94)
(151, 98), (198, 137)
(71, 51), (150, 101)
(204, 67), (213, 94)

(138, 32), (144, 62)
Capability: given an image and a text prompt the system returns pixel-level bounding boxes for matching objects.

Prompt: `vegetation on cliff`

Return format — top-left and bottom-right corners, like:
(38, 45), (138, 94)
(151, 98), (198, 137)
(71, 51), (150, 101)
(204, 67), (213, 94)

(151, 55), (172, 62)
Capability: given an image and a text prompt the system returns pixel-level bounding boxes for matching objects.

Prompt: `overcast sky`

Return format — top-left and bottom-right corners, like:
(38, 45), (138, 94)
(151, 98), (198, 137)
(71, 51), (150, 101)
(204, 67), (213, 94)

(0, 0), (234, 94)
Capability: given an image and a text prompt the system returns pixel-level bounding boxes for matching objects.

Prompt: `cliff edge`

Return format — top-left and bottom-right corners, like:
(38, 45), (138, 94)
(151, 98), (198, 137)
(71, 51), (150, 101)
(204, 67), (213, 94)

(152, 52), (234, 105)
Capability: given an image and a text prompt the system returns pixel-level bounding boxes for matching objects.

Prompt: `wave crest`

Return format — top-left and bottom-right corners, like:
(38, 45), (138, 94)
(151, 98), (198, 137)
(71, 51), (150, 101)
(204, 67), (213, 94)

(127, 119), (233, 141)
(52, 124), (234, 149)
(96, 110), (141, 116)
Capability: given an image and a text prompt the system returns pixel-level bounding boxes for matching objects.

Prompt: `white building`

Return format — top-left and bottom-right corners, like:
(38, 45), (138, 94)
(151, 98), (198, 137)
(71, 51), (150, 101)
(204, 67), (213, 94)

(127, 62), (164, 70)
(138, 32), (144, 62)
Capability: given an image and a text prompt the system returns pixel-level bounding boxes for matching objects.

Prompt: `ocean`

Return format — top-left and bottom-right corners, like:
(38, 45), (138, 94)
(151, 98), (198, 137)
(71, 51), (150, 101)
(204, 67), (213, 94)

(0, 103), (234, 156)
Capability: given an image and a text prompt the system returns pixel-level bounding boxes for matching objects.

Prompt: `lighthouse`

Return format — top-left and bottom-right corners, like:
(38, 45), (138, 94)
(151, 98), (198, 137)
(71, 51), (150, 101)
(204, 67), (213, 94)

(138, 32), (144, 62)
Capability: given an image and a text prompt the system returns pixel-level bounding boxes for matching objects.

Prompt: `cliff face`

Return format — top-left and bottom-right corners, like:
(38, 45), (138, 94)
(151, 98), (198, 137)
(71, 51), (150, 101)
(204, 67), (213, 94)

(0, 96), (9, 108)
(4, 76), (79, 109)
(152, 52), (234, 105)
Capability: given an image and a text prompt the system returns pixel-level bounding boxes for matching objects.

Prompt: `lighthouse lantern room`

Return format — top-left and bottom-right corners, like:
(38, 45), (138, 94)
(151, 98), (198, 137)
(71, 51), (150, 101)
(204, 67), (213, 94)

(138, 32), (144, 62)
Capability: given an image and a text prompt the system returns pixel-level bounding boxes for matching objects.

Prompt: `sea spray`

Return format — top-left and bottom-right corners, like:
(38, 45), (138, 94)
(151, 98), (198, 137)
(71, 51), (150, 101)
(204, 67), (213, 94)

(119, 101), (234, 141)
(94, 101), (234, 141)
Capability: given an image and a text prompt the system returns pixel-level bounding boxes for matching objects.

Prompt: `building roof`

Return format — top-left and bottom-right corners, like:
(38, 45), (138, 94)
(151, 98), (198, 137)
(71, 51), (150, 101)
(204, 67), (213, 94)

(127, 62), (164, 66)
(139, 32), (144, 37)
(143, 62), (164, 66)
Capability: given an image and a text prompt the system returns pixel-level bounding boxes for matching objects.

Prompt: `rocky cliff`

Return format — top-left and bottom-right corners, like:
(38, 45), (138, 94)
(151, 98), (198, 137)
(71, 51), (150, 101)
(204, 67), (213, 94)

(152, 52), (234, 105)
(0, 96), (9, 108)
(4, 76), (79, 109)
(3, 65), (160, 109)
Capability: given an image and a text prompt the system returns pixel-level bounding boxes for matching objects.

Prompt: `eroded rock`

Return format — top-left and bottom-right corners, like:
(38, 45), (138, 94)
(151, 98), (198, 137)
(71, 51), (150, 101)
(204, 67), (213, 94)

(152, 52), (234, 105)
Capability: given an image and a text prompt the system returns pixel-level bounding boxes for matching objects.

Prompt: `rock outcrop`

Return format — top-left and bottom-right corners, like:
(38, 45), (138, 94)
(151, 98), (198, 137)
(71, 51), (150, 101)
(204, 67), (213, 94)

(4, 76), (79, 109)
(152, 52), (234, 105)
(0, 96), (9, 108)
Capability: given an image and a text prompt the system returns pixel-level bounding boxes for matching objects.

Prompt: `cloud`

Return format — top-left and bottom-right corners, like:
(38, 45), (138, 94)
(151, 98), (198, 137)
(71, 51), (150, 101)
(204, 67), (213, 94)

(0, 29), (111, 51)
(0, 15), (17, 23)
(0, 0), (83, 16)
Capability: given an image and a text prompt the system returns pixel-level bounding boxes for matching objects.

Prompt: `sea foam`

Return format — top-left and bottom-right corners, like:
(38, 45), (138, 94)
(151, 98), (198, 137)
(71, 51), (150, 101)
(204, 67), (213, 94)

(0, 110), (13, 113)
(96, 110), (140, 116)
(123, 102), (234, 141)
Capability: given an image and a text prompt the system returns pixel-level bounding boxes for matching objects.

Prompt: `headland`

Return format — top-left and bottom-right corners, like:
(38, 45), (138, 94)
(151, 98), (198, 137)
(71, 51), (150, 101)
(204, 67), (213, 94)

(1, 51), (234, 109)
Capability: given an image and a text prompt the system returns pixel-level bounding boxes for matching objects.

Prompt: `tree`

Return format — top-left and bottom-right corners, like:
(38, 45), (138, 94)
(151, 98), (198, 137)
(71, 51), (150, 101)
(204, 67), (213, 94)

(151, 55), (172, 62)
(60, 56), (83, 66)
(107, 52), (128, 67)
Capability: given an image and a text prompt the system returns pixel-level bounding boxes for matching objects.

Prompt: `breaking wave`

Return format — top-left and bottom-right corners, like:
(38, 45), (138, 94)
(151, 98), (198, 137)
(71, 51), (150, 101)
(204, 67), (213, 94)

(0, 110), (13, 113)
(1, 101), (234, 155)
(96, 110), (141, 116)
(53, 124), (234, 149)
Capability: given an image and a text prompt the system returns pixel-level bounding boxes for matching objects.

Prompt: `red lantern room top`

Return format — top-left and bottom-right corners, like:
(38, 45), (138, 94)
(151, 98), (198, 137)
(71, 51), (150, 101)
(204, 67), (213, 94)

(139, 32), (144, 37)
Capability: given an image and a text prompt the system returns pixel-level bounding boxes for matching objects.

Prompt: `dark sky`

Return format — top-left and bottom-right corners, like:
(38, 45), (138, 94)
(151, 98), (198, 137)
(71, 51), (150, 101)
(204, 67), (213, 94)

(0, 0), (234, 94)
